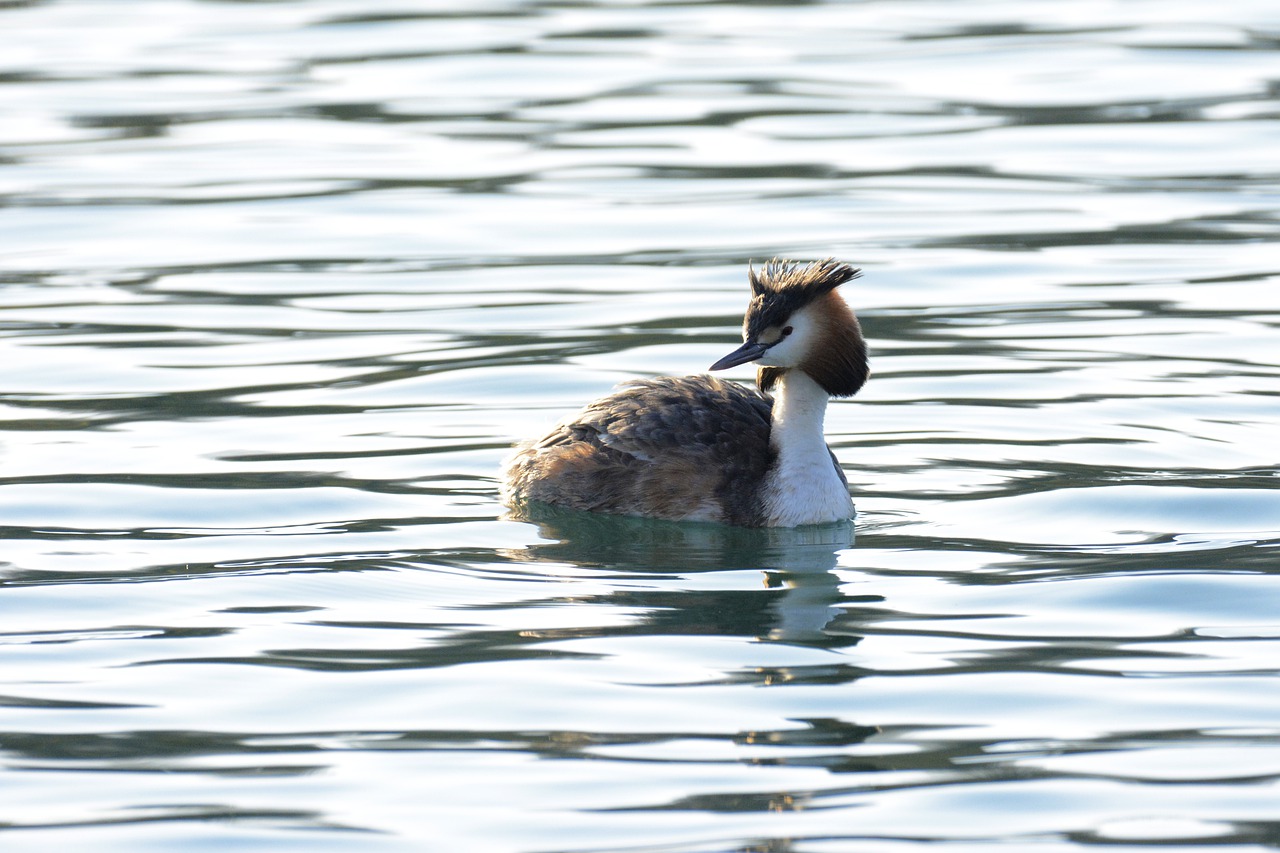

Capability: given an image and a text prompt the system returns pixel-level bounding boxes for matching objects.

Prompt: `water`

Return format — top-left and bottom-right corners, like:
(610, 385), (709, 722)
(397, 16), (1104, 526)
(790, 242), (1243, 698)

(3, 1), (1279, 850)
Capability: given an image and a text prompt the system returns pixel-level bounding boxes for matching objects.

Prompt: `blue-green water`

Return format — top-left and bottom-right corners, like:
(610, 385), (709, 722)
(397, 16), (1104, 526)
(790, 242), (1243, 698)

(3, 2), (1279, 851)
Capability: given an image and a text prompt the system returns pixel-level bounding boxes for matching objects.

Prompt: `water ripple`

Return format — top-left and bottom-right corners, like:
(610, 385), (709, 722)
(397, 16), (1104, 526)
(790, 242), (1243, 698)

(2, 1), (1279, 851)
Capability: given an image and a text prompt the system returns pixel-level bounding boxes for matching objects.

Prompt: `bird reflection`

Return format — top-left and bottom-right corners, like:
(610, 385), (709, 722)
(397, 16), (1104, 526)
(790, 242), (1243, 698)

(503, 502), (869, 646)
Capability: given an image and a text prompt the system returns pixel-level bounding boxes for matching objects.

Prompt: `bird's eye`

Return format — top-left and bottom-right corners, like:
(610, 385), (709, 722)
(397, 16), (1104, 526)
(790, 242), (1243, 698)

(782, 326), (793, 337)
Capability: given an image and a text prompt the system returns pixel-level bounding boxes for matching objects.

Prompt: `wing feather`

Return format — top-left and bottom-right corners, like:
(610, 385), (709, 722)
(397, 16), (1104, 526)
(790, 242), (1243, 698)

(506, 375), (774, 525)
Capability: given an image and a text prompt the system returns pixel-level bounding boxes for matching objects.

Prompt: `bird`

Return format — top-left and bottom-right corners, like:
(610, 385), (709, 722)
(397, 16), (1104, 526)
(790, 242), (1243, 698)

(501, 258), (869, 527)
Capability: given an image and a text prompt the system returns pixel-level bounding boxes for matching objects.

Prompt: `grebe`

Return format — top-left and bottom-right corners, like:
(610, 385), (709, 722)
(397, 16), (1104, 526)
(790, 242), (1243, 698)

(501, 259), (869, 527)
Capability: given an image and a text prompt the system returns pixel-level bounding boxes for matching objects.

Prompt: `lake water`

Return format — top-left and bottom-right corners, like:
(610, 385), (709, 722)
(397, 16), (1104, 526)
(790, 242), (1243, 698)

(3, 1), (1279, 851)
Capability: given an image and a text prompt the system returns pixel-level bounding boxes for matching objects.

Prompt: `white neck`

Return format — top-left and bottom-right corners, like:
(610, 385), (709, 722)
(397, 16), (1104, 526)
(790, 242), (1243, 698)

(762, 371), (853, 526)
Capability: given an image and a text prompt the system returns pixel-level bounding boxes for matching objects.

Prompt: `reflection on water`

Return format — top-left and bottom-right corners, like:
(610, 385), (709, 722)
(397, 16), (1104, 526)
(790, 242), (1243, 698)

(2, 0), (1280, 851)
(509, 502), (854, 571)
(510, 507), (857, 644)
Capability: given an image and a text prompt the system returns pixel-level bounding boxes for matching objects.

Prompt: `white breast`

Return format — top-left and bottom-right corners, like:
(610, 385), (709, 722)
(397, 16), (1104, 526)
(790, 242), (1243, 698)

(760, 371), (853, 526)
(762, 445), (852, 526)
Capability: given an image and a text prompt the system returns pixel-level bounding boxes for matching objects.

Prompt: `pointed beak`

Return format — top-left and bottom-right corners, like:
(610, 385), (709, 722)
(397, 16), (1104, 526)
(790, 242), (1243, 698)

(709, 340), (768, 371)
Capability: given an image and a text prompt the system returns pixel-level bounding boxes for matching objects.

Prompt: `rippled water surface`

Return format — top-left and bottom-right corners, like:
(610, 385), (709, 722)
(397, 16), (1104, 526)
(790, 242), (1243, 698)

(3, 1), (1280, 851)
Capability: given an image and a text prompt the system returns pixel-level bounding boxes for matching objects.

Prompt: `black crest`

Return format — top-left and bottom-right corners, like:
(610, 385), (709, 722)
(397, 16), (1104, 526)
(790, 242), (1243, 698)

(749, 258), (859, 297)
(744, 258), (861, 340)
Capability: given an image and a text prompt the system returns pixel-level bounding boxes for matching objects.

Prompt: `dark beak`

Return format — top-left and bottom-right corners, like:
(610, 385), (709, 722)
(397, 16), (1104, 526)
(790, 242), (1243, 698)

(709, 340), (768, 371)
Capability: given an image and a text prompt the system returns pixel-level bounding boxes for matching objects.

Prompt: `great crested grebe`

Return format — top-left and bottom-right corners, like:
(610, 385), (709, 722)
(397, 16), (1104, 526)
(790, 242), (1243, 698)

(502, 259), (869, 527)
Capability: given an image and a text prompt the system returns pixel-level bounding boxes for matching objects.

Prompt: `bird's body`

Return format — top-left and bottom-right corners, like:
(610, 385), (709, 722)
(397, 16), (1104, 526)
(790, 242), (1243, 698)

(504, 374), (776, 526)
(502, 259), (868, 528)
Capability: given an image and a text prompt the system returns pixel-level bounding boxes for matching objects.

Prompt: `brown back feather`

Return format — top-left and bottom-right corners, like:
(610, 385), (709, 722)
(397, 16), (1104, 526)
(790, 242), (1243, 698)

(506, 375), (776, 526)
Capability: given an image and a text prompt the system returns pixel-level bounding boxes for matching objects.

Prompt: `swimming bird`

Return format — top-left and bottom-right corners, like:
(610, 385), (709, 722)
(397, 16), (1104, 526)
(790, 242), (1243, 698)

(501, 259), (869, 527)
